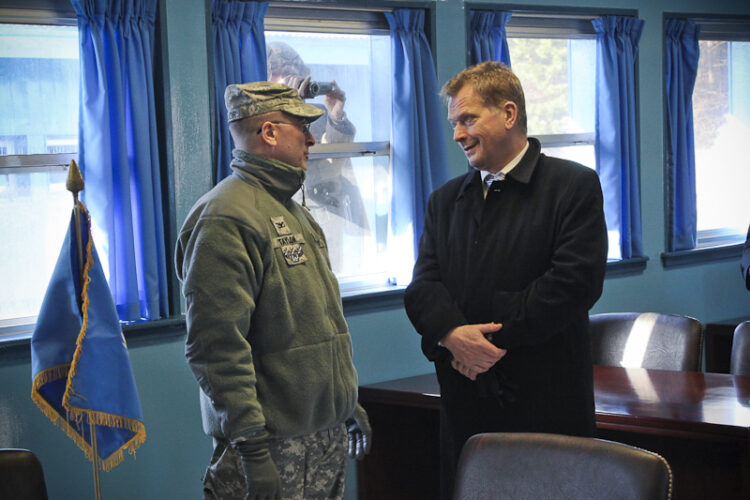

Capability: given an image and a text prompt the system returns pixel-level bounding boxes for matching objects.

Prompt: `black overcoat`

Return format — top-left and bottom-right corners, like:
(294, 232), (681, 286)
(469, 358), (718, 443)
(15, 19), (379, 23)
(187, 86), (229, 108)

(404, 138), (608, 499)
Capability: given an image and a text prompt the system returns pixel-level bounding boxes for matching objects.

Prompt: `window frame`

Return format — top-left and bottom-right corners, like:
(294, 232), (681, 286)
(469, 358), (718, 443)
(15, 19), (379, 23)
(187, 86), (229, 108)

(264, 3), (399, 292)
(0, 1), (77, 27)
(0, 3), (80, 338)
(0, 154), (78, 337)
(466, 5), (646, 271)
(264, 3), (392, 162)
(503, 12), (598, 161)
(661, 14), (750, 264)
(692, 17), (750, 249)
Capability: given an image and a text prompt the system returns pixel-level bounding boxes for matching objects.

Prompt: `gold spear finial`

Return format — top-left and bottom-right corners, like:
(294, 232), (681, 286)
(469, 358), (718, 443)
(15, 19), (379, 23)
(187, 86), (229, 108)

(66, 159), (84, 201)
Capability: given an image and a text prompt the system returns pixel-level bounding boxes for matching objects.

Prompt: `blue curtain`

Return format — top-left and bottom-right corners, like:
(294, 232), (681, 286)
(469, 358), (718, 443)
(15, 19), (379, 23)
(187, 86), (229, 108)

(72, 0), (168, 322)
(593, 16), (645, 259)
(665, 19), (701, 251)
(386, 9), (450, 254)
(469, 10), (512, 66)
(212, 0), (268, 182)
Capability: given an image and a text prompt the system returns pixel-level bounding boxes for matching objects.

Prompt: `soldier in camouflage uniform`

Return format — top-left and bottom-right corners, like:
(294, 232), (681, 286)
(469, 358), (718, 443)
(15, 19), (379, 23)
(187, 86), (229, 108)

(176, 82), (371, 500)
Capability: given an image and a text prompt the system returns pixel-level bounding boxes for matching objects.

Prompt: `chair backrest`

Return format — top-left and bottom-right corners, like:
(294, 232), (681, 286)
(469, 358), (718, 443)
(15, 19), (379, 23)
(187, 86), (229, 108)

(731, 321), (750, 376)
(0, 449), (49, 500)
(589, 312), (703, 371)
(453, 433), (672, 500)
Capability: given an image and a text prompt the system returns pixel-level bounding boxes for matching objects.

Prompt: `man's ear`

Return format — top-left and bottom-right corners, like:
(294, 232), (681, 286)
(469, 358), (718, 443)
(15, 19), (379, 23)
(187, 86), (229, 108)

(258, 121), (279, 147)
(503, 101), (518, 130)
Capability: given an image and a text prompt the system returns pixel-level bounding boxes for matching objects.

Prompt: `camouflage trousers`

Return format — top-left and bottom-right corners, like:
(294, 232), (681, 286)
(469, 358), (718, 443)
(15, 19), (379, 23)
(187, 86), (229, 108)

(203, 424), (347, 500)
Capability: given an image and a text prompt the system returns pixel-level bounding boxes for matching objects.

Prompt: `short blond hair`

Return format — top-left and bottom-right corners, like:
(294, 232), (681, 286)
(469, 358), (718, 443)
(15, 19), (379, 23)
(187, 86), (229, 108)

(442, 61), (527, 134)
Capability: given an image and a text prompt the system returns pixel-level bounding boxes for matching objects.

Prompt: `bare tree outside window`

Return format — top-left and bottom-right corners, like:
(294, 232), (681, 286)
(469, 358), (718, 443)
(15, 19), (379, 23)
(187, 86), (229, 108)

(693, 40), (750, 237)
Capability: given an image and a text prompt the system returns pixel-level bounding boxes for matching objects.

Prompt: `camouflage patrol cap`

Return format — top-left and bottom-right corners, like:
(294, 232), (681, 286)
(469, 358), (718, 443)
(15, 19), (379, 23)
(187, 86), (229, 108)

(224, 81), (324, 123)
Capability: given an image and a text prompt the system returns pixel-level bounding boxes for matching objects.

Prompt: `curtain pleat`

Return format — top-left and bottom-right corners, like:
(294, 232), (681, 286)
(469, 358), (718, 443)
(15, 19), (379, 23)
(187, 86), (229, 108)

(593, 16), (646, 259)
(665, 19), (701, 251)
(386, 9), (450, 256)
(211, 0), (268, 182)
(469, 10), (512, 66)
(72, 0), (168, 321)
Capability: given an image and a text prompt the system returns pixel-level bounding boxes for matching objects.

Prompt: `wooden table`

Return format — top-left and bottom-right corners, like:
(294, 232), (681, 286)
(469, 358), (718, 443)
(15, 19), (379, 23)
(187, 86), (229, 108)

(358, 366), (750, 500)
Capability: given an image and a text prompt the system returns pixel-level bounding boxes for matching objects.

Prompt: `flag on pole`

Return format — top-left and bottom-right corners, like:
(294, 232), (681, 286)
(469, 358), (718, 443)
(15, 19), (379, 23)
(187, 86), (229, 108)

(31, 202), (146, 471)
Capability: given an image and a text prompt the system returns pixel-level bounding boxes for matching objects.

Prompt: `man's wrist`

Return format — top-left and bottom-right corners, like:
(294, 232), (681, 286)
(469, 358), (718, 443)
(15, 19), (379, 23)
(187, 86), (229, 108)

(438, 327), (457, 348)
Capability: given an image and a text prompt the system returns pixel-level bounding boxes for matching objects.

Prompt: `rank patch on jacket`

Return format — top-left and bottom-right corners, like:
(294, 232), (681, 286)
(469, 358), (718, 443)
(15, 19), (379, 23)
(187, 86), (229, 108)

(273, 233), (307, 266)
(271, 216), (291, 235)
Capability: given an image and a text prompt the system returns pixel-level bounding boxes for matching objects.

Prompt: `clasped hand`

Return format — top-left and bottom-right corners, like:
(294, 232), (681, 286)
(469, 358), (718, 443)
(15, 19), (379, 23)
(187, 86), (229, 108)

(441, 323), (506, 381)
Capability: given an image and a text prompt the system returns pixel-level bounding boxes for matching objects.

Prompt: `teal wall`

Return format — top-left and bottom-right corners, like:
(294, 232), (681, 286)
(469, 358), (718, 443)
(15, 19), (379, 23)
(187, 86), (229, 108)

(1, 0), (750, 498)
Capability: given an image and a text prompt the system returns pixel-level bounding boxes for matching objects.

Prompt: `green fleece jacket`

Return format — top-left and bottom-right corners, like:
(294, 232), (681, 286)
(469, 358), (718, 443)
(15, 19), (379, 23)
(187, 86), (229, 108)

(175, 149), (358, 441)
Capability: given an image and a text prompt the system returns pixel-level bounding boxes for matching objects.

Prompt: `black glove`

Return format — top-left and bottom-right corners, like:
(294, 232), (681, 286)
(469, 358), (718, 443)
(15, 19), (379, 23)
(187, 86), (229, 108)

(233, 431), (281, 500)
(345, 403), (372, 460)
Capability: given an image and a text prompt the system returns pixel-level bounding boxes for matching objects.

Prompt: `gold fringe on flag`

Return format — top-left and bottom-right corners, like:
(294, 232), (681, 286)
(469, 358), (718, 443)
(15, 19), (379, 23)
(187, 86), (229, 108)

(30, 203), (146, 471)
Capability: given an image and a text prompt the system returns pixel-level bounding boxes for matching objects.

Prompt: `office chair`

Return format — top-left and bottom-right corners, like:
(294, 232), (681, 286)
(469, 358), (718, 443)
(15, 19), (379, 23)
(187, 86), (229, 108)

(0, 448), (49, 500)
(589, 312), (703, 371)
(454, 432), (672, 500)
(731, 320), (750, 376)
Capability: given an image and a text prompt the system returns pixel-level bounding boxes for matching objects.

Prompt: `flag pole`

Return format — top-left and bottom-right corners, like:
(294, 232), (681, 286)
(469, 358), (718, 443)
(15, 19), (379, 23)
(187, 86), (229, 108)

(66, 160), (102, 500)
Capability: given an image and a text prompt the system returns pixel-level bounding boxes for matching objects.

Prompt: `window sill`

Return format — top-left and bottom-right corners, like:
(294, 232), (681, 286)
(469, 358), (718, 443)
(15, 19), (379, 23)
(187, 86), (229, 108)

(121, 316), (187, 343)
(342, 285), (406, 315)
(605, 256), (649, 276)
(0, 286), (409, 361)
(0, 316), (187, 362)
(661, 243), (743, 268)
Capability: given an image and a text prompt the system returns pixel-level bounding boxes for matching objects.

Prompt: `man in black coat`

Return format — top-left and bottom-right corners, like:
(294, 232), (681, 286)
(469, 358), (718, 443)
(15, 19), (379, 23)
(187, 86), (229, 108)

(404, 61), (608, 500)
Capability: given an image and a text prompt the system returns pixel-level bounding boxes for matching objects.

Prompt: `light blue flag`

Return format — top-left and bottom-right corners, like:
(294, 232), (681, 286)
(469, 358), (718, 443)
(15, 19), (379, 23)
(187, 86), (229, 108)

(31, 202), (146, 471)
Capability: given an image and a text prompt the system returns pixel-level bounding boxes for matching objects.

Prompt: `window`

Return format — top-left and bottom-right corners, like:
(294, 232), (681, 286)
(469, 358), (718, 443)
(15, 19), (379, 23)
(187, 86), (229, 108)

(692, 20), (750, 247)
(265, 6), (394, 290)
(507, 17), (596, 169)
(505, 15), (619, 258)
(0, 13), (79, 334)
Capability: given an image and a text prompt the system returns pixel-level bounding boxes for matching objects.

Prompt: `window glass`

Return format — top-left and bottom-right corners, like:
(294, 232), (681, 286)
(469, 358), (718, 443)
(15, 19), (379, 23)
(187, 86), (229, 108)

(0, 168), (70, 322)
(0, 23), (78, 154)
(265, 31), (391, 143)
(540, 144), (595, 171)
(0, 22), (78, 327)
(507, 38), (595, 137)
(307, 155), (391, 283)
(693, 40), (750, 243)
(265, 30), (394, 284)
(507, 33), (616, 258)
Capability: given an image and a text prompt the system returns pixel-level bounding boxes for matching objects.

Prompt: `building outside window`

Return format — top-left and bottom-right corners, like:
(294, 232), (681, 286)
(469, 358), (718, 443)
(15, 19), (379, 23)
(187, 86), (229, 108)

(0, 19), (78, 333)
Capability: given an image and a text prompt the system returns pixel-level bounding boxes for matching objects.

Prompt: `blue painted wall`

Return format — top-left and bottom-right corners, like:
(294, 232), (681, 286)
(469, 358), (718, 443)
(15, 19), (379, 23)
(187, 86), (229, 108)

(1, 0), (749, 498)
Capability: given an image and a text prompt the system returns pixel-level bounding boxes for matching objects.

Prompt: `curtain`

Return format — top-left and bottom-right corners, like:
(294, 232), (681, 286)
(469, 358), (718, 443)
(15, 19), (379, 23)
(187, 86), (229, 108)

(665, 19), (701, 251)
(72, 0), (168, 322)
(212, 0), (268, 182)
(469, 10), (512, 66)
(386, 9), (449, 256)
(593, 16), (646, 259)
